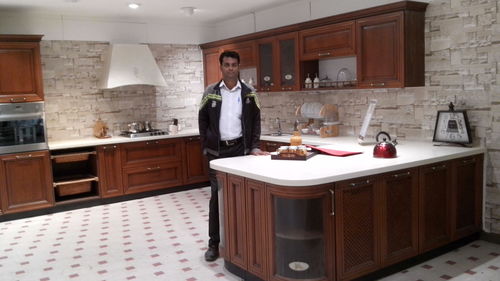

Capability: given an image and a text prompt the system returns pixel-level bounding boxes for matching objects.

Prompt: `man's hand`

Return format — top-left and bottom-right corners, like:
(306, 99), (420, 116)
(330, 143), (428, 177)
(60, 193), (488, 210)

(250, 148), (270, 156)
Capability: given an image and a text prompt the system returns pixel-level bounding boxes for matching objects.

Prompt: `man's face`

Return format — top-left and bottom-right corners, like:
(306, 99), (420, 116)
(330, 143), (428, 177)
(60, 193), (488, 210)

(220, 56), (239, 81)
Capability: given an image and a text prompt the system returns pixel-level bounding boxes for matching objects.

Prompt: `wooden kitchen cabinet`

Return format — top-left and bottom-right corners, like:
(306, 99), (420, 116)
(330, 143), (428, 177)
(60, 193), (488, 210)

(260, 140), (288, 152)
(120, 139), (183, 194)
(451, 155), (483, 240)
(256, 33), (300, 92)
(267, 183), (333, 281)
(299, 21), (356, 61)
(379, 168), (419, 266)
(0, 150), (54, 214)
(0, 35), (44, 103)
(418, 161), (452, 253)
(183, 136), (209, 185)
(97, 144), (124, 198)
(202, 47), (221, 87)
(220, 41), (256, 68)
(356, 10), (425, 88)
(225, 174), (248, 269)
(335, 176), (379, 280)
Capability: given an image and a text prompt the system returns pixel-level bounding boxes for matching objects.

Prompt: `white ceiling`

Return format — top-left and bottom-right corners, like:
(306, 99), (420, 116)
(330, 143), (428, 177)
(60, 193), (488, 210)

(0, 0), (304, 24)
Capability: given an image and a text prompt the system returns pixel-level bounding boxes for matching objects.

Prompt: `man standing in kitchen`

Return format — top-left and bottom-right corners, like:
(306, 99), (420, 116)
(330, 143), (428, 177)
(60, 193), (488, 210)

(198, 50), (269, 261)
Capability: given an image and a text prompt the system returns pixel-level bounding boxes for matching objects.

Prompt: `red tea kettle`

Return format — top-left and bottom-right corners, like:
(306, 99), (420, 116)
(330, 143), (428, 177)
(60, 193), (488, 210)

(373, 131), (397, 158)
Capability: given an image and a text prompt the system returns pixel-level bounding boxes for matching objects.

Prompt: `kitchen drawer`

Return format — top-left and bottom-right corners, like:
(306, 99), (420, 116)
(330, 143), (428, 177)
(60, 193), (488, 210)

(122, 161), (183, 194)
(121, 138), (183, 167)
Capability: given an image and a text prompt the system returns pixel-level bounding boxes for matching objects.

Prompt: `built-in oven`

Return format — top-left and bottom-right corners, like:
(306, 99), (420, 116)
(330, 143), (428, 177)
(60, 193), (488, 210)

(0, 102), (48, 154)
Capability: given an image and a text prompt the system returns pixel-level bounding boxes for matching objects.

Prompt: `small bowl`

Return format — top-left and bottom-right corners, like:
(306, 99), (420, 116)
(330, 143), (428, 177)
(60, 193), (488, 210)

(301, 128), (309, 134)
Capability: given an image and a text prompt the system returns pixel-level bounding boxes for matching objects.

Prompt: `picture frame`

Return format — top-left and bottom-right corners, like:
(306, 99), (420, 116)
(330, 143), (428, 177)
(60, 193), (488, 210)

(432, 109), (472, 144)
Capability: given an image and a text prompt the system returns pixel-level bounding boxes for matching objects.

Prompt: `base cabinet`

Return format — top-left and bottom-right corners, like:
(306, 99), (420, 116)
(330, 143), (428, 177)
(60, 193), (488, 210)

(218, 154), (483, 281)
(183, 136), (209, 185)
(97, 144), (123, 198)
(0, 150), (53, 213)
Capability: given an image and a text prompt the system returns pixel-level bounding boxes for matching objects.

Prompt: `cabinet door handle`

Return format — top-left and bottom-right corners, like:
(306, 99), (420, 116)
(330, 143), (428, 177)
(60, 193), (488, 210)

(10, 97), (27, 102)
(349, 179), (370, 188)
(369, 82), (386, 87)
(392, 171), (411, 178)
(15, 154), (32, 159)
(462, 158), (476, 164)
(147, 166), (161, 171)
(318, 52), (331, 57)
(431, 164), (446, 171)
(113, 145), (117, 149)
(329, 189), (335, 216)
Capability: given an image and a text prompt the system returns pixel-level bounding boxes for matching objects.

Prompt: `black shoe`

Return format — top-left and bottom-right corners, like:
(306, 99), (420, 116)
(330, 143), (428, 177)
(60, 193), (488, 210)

(204, 245), (219, 261)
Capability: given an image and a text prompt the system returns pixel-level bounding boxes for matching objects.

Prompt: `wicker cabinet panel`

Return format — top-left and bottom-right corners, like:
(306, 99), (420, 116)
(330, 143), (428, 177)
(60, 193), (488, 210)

(335, 177), (379, 280)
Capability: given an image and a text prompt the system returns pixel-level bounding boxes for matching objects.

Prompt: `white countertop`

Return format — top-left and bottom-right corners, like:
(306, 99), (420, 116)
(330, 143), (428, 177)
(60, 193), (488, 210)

(211, 136), (485, 186)
(48, 129), (200, 150)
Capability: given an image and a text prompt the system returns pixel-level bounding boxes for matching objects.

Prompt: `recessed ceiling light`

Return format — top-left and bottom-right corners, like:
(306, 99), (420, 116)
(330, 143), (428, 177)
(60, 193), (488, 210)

(128, 3), (140, 9)
(181, 6), (195, 16)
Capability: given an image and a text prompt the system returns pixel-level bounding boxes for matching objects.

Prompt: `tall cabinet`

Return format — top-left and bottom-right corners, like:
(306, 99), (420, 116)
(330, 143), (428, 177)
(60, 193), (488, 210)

(0, 35), (44, 102)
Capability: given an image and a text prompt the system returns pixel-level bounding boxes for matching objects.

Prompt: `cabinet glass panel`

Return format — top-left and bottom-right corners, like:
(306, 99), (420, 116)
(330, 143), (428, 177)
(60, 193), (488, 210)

(279, 39), (296, 87)
(273, 196), (325, 279)
(259, 43), (274, 88)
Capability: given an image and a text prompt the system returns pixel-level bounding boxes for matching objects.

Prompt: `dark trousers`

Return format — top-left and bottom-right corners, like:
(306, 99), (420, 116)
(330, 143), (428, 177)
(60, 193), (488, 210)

(207, 141), (244, 247)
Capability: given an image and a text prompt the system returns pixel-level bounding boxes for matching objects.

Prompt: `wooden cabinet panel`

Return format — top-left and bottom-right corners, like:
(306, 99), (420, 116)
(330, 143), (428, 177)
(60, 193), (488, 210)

(202, 47), (221, 87)
(246, 179), (268, 280)
(356, 12), (403, 88)
(451, 155), (483, 240)
(335, 176), (379, 280)
(380, 168), (419, 266)
(97, 144), (123, 198)
(0, 35), (44, 102)
(121, 139), (183, 167)
(299, 21), (355, 60)
(226, 175), (248, 268)
(0, 150), (53, 213)
(122, 161), (183, 194)
(260, 141), (288, 152)
(419, 161), (452, 253)
(221, 41), (256, 68)
(183, 136), (209, 185)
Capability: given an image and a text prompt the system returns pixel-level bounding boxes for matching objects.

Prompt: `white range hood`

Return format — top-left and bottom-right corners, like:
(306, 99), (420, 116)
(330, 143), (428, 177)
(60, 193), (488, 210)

(100, 44), (167, 89)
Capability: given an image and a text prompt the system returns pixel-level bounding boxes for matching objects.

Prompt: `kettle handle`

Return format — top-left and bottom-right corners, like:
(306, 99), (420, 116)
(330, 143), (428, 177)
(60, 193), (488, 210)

(376, 131), (391, 142)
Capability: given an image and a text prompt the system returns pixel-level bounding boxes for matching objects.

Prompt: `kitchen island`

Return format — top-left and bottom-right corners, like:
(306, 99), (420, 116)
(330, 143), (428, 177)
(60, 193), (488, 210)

(210, 137), (485, 281)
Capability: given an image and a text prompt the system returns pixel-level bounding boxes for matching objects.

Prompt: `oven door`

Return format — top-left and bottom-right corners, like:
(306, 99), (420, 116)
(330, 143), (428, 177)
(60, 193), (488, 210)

(0, 116), (48, 154)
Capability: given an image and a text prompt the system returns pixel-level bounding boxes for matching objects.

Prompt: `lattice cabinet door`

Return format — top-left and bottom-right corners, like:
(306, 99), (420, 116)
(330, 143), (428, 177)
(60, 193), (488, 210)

(335, 176), (380, 280)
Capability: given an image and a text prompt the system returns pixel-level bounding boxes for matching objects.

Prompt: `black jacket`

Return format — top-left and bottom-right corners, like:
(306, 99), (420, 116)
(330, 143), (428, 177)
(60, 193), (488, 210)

(198, 80), (261, 156)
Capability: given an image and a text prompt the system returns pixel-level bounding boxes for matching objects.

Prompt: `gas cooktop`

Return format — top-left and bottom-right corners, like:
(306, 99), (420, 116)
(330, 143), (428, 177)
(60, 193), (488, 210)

(120, 129), (168, 138)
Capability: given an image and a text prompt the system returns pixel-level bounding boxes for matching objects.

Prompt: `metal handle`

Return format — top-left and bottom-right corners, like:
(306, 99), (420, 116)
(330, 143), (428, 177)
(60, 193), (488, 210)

(370, 82), (386, 87)
(392, 171), (411, 178)
(318, 52), (331, 57)
(147, 166), (161, 171)
(15, 154), (32, 159)
(329, 189), (335, 216)
(113, 145), (117, 149)
(10, 97), (27, 102)
(462, 158), (476, 165)
(431, 164), (446, 171)
(349, 179), (370, 188)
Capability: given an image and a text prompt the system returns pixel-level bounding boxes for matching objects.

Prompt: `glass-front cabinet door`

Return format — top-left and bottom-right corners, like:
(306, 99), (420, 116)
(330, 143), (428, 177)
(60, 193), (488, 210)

(257, 33), (299, 92)
(277, 33), (299, 91)
(267, 184), (334, 281)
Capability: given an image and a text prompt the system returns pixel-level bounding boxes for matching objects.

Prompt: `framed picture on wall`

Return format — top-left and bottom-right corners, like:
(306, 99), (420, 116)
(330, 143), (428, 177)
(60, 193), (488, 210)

(433, 103), (472, 144)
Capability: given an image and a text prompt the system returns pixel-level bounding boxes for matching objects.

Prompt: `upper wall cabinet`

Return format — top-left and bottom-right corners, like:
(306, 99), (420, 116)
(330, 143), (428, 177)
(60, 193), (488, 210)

(200, 1), (428, 90)
(356, 10), (424, 88)
(257, 32), (299, 92)
(299, 21), (356, 61)
(0, 35), (44, 103)
(202, 47), (221, 86)
(220, 41), (256, 69)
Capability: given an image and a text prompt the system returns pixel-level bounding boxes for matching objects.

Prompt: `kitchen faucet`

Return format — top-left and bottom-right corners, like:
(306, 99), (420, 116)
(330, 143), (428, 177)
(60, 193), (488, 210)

(276, 118), (282, 136)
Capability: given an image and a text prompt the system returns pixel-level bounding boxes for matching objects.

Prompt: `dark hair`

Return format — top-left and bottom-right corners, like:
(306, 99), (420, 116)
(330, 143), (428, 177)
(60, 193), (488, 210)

(219, 51), (240, 65)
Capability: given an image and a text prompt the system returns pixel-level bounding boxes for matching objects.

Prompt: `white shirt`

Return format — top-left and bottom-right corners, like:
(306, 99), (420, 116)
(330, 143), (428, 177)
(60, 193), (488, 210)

(219, 80), (243, 141)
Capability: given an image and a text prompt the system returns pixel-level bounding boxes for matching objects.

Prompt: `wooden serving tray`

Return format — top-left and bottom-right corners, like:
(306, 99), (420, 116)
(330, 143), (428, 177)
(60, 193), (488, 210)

(271, 152), (317, 161)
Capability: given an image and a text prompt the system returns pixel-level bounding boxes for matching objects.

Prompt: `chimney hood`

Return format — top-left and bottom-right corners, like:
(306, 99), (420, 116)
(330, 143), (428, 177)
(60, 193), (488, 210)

(100, 44), (167, 89)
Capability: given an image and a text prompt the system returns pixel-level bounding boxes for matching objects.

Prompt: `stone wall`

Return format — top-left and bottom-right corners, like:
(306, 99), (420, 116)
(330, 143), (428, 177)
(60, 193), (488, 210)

(41, 41), (204, 140)
(258, 0), (500, 233)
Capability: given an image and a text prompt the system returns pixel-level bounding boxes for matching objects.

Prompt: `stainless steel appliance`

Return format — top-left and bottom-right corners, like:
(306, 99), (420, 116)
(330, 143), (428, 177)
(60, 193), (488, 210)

(0, 102), (48, 154)
(120, 129), (168, 138)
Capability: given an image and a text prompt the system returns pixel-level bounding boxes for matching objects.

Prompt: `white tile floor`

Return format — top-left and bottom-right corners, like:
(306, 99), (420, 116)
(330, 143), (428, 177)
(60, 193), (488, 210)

(0, 186), (499, 281)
